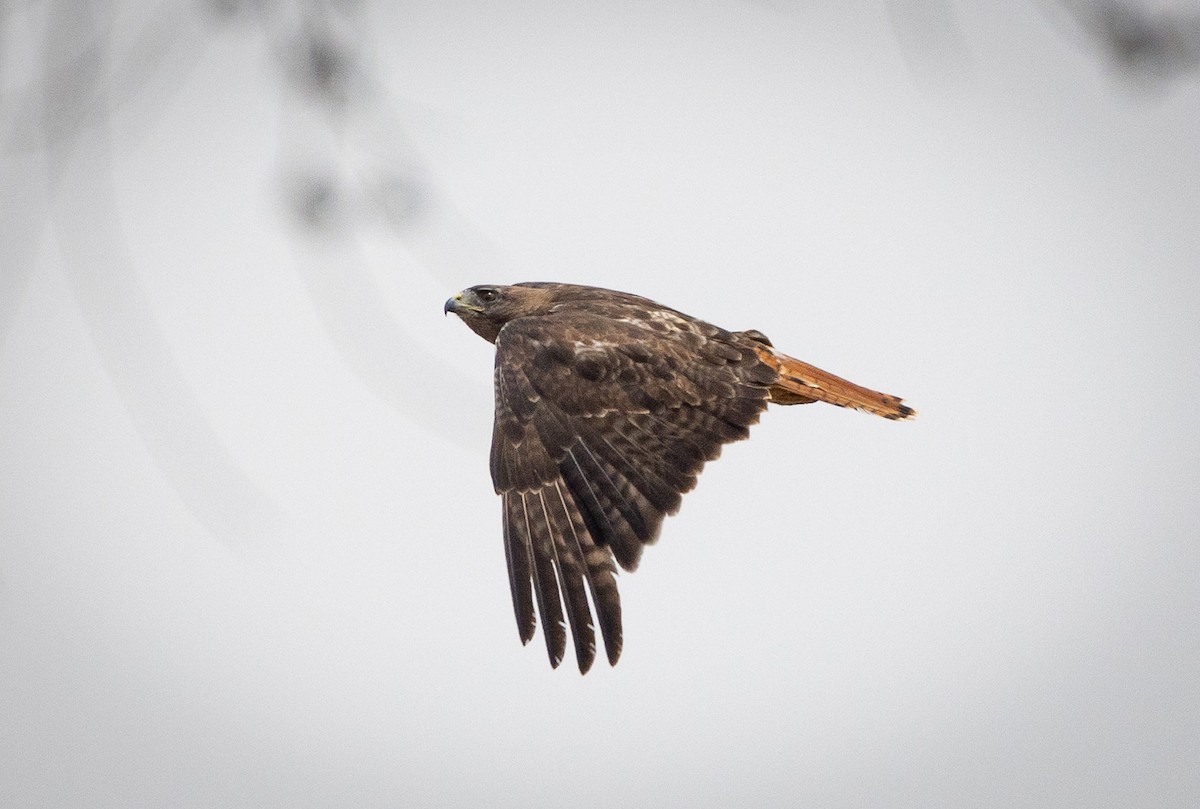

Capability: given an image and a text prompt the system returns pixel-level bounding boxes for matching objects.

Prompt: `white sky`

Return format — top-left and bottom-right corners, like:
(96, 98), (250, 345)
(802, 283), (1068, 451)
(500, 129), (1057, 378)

(2, 1), (1199, 807)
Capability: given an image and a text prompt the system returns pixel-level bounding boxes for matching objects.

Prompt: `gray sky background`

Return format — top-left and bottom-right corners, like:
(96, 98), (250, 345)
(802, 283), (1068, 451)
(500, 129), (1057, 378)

(2, 1), (1199, 807)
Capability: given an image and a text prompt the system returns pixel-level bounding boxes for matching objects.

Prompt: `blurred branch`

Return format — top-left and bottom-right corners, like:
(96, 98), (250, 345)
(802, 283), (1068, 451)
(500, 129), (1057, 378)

(245, 0), (507, 449)
(6, 0), (274, 543)
(1056, 0), (1200, 83)
(2, 0), (505, 513)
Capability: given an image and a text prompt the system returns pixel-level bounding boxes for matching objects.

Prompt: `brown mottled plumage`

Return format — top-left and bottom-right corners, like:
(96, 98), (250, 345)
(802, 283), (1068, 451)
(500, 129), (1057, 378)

(445, 282), (914, 673)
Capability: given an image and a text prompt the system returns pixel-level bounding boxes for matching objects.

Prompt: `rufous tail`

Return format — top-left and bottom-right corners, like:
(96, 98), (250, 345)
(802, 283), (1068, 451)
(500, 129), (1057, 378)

(754, 345), (916, 421)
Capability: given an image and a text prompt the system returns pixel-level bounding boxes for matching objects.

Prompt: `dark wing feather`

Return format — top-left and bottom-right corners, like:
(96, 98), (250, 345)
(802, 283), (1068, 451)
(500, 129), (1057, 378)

(500, 492), (536, 646)
(489, 305), (775, 670)
(518, 490), (568, 668)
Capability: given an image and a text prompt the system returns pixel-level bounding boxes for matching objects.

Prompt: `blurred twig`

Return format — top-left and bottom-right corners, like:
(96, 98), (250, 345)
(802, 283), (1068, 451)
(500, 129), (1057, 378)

(1055, 0), (1200, 83)
(26, 0), (273, 543)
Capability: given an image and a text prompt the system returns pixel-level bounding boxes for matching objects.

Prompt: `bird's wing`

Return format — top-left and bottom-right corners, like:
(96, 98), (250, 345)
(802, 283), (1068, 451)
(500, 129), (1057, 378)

(489, 309), (776, 671)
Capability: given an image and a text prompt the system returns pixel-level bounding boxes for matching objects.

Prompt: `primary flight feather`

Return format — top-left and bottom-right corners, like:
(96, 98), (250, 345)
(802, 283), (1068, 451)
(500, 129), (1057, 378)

(445, 282), (914, 673)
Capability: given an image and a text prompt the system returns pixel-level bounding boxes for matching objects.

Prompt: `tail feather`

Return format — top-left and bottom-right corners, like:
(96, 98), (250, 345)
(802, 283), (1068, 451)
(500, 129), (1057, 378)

(755, 345), (916, 421)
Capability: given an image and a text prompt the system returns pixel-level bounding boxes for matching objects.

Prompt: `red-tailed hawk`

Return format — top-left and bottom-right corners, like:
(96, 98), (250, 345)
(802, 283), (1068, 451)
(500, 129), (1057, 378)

(445, 282), (914, 672)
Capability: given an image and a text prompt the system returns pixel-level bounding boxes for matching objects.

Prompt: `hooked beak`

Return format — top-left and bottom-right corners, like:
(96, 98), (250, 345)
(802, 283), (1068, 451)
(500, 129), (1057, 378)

(444, 292), (482, 316)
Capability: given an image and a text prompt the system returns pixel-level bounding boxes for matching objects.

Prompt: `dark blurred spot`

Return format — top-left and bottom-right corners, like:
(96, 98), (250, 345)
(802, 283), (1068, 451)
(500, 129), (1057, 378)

(372, 171), (427, 231)
(287, 26), (356, 104)
(285, 169), (343, 231)
(202, 0), (251, 21)
(1071, 1), (1200, 82)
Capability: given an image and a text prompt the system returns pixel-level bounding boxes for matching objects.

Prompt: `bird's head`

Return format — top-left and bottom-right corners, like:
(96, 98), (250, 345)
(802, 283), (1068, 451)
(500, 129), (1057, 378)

(444, 284), (556, 343)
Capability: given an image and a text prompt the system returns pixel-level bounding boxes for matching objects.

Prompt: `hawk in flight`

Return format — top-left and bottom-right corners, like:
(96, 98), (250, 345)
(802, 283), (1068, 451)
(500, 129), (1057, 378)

(445, 282), (914, 672)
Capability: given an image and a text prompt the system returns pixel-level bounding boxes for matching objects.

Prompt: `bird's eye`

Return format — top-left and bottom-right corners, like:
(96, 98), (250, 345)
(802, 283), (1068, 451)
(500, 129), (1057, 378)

(476, 288), (498, 302)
